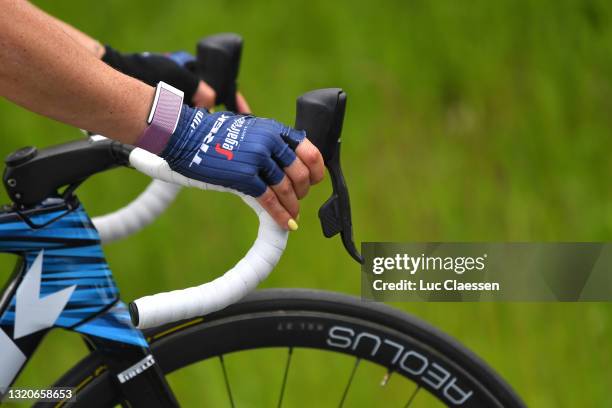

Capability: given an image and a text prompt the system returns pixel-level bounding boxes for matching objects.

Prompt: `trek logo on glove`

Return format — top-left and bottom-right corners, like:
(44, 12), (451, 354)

(215, 144), (234, 160)
(189, 113), (248, 166)
(189, 113), (230, 166)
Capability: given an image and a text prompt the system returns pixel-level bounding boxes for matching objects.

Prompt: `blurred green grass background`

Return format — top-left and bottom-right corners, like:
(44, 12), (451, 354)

(2, 0), (612, 406)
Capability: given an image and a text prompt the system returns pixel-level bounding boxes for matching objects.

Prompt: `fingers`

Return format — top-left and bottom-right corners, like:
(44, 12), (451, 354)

(194, 86), (250, 115)
(283, 157), (311, 199)
(261, 145), (321, 229)
(191, 80), (216, 109)
(295, 139), (325, 184)
(271, 176), (299, 219)
(193, 85), (250, 114)
(257, 187), (298, 231)
(235, 92), (251, 114)
(250, 122), (325, 231)
(271, 129), (324, 199)
(260, 157), (300, 220)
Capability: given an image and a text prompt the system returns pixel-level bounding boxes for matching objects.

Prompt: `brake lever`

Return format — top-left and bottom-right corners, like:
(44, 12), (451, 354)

(195, 33), (243, 112)
(295, 89), (363, 264)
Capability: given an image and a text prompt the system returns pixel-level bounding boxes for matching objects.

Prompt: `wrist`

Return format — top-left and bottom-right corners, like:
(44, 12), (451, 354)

(134, 82), (184, 154)
(158, 105), (198, 160)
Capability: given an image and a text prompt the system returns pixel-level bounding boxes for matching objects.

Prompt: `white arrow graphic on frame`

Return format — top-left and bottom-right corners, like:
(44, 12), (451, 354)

(14, 250), (76, 339)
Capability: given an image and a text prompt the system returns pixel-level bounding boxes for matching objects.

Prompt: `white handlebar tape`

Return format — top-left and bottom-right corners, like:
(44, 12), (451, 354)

(127, 147), (289, 329)
(88, 134), (182, 244)
(92, 180), (181, 244)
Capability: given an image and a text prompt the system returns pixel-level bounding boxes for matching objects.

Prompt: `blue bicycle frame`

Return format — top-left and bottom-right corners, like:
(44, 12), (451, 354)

(0, 197), (177, 406)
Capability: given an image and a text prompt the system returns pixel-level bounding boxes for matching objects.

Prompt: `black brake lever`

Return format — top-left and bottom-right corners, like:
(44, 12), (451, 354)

(294, 89), (363, 264)
(195, 33), (243, 112)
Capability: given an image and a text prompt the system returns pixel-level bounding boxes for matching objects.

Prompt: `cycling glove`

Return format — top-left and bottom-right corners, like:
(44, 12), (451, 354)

(160, 106), (306, 197)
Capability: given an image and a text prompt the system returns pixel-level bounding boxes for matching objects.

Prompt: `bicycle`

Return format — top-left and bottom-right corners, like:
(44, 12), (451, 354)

(0, 34), (526, 407)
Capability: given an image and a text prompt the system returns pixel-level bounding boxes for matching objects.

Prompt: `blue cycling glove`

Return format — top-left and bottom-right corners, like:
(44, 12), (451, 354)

(102, 46), (201, 105)
(160, 106), (306, 197)
(165, 51), (196, 68)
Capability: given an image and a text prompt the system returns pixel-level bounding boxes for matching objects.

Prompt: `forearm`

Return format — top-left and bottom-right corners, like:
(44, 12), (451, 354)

(44, 8), (105, 58)
(0, 0), (153, 144)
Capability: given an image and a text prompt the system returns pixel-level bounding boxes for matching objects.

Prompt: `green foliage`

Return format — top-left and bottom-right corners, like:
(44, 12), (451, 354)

(2, 0), (611, 406)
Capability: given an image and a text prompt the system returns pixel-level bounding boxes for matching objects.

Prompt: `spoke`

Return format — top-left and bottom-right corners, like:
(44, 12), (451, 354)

(380, 369), (392, 386)
(404, 385), (421, 408)
(219, 355), (236, 408)
(277, 347), (293, 408)
(338, 358), (361, 408)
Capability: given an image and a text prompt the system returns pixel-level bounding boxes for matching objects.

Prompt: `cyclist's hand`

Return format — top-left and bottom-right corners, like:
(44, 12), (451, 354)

(102, 47), (251, 113)
(191, 81), (251, 114)
(166, 51), (251, 113)
(160, 106), (324, 230)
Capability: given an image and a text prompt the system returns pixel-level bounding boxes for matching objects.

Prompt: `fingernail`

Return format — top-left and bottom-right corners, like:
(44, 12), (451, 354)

(288, 219), (299, 231)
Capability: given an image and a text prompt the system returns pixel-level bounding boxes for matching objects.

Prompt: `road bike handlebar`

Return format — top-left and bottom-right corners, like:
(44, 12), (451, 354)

(128, 88), (354, 329)
(2, 33), (363, 329)
(92, 178), (181, 244)
(2, 88), (360, 329)
(127, 148), (286, 328)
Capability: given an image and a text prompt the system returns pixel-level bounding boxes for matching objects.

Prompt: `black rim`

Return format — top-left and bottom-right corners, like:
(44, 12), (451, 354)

(153, 311), (510, 407)
(51, 289), (526, 408)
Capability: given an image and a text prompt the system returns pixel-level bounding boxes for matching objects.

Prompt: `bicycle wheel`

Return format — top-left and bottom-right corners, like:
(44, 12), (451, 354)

(45, 289), (525, 407)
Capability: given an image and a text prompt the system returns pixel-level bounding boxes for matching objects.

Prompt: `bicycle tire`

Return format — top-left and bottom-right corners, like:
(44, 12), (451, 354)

(41, 289), (525, 407)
